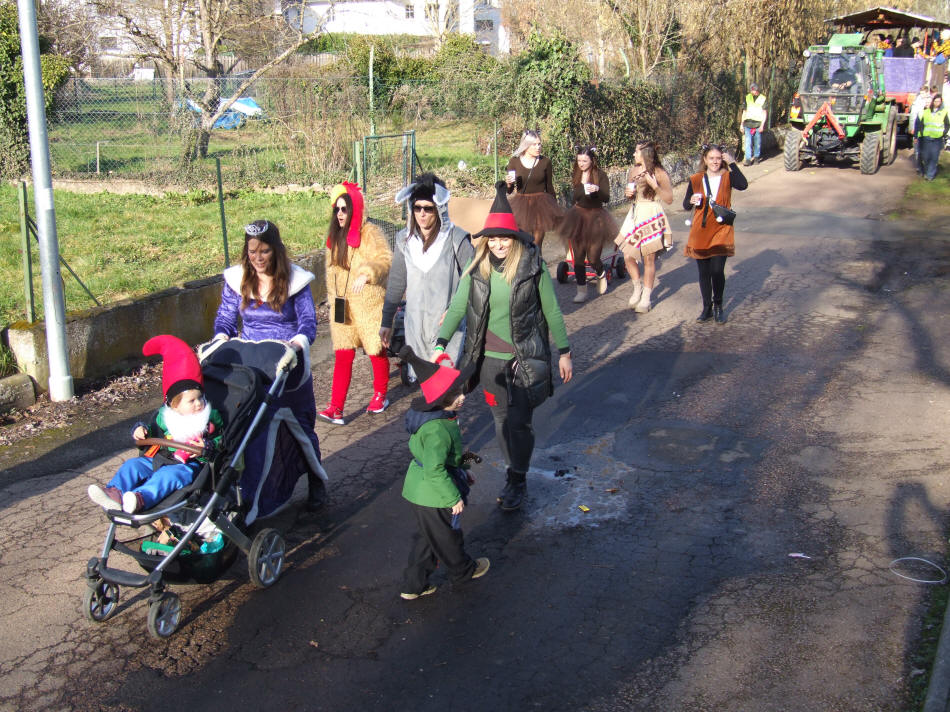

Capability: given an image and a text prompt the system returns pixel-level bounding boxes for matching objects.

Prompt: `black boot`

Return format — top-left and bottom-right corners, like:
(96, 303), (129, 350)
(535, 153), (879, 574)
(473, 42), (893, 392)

(500, 469), (526, 511)
(496, 473), (513, 504)
(696, 304), (713, 322)
(713, 303), (726, 324)
(306, 471), (327, 512)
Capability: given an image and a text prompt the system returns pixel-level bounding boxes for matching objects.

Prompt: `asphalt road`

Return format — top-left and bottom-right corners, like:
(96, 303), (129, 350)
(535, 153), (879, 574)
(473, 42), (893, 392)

(3, 151), (950, 712)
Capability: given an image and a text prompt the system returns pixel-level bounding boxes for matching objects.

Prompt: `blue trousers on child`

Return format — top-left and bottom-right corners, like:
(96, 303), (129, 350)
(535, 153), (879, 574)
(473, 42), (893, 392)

(108, 457), (200, 509)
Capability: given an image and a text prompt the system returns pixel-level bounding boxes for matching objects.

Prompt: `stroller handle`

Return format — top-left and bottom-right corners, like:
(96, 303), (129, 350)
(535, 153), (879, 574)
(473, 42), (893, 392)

(135, 437), (204, 457)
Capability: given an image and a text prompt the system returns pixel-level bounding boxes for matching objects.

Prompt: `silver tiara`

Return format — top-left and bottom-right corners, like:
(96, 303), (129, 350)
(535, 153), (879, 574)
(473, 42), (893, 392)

(245, 222), (268, 236)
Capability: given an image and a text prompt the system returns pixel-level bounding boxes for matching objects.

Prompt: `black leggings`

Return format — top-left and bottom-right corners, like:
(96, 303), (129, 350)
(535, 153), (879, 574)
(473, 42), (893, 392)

(574, 246), (604, 286)
(695, 256), (727, 306)
(479, 356), (535, 474)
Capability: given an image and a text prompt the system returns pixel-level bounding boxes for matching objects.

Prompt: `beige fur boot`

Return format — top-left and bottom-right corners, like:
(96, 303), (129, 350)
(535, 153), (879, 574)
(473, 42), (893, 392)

(635, 287), (653, 313)
(573, 283), (588, 303)
(596, 271), (608, 295)
(628, 279), (643, 307)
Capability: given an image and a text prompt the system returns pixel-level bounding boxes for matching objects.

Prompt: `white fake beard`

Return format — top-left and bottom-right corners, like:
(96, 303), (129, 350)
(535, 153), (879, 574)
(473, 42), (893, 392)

(162, 402), (212, 442)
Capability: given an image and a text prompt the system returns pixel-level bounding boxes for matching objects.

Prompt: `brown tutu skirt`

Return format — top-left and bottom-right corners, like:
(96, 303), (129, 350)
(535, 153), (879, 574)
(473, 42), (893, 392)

(559, 205), (619, 254)
(510, 192), (565, 234)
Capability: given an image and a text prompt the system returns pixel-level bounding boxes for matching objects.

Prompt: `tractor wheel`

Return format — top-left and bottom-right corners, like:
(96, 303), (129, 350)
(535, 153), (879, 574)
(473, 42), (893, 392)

(882, 106), (898, 165)
(860, 131), (881, 175)
(783, 129), (802, 172)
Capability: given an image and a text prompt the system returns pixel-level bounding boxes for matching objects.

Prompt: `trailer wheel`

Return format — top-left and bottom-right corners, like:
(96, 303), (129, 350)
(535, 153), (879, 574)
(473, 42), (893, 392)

(783, 129), (802, 172)
(882, 106), (898, 165)
(556, 261), (569, 284)
(860, 131), (881, 174)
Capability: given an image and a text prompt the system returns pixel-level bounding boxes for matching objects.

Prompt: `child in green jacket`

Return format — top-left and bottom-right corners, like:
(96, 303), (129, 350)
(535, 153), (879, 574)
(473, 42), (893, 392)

(398, 346), (490, 600)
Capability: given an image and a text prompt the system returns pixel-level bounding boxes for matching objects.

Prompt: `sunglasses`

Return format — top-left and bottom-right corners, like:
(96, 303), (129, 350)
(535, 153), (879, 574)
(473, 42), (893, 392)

(413, 204), (436, 214)
(334, 205), (348, 214)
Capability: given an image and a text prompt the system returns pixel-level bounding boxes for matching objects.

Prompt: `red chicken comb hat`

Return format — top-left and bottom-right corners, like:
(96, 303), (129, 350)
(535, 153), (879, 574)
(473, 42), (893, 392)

(329, 182), (365, 248)
(142, 335), (203, 404)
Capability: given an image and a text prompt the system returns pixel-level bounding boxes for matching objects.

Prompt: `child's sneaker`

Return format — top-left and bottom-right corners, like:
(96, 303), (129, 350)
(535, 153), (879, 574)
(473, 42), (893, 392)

(318, 405), (345, 425)
(471, 557), (490, 579)
(366, 392), (389, 414)
(400, 585), (437, 600)
(122, 491), (145, 514)
(88, 484), (122, 510)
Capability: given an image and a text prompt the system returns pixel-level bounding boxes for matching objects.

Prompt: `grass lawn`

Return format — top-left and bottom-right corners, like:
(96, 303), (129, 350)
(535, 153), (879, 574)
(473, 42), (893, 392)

(895, 150), (950, 223)
(0, 183), (331, 326)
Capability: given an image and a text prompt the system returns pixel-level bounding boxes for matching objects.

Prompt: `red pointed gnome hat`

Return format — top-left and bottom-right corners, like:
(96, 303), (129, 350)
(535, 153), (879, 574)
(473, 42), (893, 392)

(473, 181), (535, 245)
(329, 182), (365, 248)
(143, 335), (203, 404)
(399, 345), (475, 411)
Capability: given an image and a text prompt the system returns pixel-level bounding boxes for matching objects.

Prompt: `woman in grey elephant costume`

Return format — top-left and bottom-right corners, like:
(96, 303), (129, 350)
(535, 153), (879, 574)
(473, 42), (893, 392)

(380, 173), (474, 381)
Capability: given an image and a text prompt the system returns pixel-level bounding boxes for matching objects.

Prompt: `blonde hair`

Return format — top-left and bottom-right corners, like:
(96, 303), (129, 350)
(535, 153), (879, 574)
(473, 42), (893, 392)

(465, 236), (524, 284)
(513, 130), (541, 158)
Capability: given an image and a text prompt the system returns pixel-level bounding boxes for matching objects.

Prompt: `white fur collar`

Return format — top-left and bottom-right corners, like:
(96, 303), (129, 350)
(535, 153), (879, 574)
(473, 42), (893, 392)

(223, 263), (314, 297)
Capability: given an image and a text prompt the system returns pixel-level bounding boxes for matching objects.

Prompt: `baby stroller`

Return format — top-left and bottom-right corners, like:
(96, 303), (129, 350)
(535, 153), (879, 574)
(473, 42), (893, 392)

(81, 339), (327, 638)
(555, 244), (627, 284)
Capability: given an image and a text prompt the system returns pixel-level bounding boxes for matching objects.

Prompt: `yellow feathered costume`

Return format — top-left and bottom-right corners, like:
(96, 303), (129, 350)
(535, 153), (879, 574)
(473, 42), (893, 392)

(325, 182), (392, 355)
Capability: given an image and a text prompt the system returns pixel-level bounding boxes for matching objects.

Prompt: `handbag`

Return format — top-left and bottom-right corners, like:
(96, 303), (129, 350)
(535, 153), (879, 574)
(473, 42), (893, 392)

(702, 174), (737, 227)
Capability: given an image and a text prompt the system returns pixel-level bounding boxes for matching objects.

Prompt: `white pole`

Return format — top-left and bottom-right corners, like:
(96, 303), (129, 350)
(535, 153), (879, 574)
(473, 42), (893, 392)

(96, 141), (100, 174)
(17, 0), (74, 401)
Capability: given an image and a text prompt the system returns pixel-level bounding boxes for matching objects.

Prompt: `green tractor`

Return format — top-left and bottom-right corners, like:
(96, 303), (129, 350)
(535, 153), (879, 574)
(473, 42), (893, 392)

(784, 7), (948, 175)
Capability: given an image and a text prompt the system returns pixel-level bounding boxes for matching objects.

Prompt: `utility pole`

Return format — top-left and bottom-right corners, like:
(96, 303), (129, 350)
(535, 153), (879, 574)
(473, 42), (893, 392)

(17, 0), (74, 401)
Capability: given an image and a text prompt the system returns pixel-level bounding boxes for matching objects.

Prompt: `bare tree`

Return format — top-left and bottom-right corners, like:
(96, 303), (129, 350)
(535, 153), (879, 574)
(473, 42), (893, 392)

(600, 0), (678, 78)
(90, 0), (328, 162)
(37, 0), (99, 70)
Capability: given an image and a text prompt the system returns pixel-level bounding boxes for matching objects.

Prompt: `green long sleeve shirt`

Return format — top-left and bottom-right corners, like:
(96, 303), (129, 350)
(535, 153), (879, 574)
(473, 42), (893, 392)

(438, 261), (570, 360)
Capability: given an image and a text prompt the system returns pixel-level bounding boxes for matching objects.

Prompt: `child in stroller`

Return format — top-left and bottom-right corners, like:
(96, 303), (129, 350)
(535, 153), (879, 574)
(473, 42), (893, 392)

(82, 336), (327, 639)
(88, 335), (224, 514)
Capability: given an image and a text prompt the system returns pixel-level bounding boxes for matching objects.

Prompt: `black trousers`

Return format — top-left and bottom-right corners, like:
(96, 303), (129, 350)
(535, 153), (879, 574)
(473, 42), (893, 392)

(479, 356), (535, 474)
(574, 246), (604, 286)
(403, 503), (475, 594)
(695, 255), (728, 306)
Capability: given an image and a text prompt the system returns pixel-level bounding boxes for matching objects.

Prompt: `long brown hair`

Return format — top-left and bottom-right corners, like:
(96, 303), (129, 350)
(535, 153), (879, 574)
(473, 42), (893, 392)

(571, 145), (601, 187)
(241, 220), (291, 312)
(633, 141), (664, 200)
(326, 193), (352, 270)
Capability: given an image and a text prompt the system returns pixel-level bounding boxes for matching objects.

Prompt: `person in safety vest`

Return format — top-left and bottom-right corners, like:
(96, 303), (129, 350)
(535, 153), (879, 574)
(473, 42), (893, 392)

(915, 95), (948, 181)
(740, 83), (767, 166)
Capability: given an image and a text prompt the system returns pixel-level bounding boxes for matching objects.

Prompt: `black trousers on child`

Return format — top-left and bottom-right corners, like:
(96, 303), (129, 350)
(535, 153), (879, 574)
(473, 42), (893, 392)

(695, 255), (728, 306)
(403, 503), (476, 595)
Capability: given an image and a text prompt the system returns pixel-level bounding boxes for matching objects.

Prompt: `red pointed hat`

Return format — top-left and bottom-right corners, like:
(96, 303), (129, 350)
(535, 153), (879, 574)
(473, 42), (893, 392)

(473, 181), (535, 245)
(143, 335), (203, 403)
(329, 182), (365, 248)
(399, 345), (475, 411)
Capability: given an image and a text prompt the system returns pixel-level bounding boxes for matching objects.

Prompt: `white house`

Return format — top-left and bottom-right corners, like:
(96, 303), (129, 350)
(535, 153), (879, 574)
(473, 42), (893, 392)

(285, 0), (509, 55)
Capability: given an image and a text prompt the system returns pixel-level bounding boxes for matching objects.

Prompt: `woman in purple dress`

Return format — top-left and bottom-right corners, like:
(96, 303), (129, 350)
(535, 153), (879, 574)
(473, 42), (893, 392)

(213, 219), (327, 512)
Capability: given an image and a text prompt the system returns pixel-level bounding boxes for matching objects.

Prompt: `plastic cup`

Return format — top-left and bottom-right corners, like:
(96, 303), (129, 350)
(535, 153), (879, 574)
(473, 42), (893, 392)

(585, 183), (597, 194)
(507, 170), (516, 182)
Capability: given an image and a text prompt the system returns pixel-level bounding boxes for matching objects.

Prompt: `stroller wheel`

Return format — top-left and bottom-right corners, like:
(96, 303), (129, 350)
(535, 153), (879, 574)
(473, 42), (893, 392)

(147, 592), (182, 639)
(83, 579), (119, 622)
(556, 261), (569, 284)
(248, 528), (285, 588)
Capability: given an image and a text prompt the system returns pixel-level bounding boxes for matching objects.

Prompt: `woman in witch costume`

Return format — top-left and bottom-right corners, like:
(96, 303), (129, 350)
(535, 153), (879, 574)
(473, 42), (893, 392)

(435, 182), (572, 512)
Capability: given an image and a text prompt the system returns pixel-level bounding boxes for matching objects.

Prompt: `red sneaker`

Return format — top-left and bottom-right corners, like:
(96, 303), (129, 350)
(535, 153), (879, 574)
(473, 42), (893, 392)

(318, 405), (345, 425)
(366, 392), (389, 414)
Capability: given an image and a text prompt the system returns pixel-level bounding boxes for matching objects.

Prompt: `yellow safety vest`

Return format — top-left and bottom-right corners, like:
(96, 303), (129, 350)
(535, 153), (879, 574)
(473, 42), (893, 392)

(921, 108), (948, 139)
(741, 93), (767, 125)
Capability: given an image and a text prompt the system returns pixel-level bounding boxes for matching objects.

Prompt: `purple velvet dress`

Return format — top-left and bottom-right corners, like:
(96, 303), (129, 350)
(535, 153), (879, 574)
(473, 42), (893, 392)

(213, 264), (321, 518)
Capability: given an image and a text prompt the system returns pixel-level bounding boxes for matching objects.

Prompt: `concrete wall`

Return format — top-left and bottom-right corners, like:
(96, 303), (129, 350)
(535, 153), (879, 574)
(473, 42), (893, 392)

(3, 251), (327, 394)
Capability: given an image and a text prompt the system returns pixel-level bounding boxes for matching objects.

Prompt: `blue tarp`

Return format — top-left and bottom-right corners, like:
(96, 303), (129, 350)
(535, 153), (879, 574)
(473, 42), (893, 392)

(185, 96), (265, 130)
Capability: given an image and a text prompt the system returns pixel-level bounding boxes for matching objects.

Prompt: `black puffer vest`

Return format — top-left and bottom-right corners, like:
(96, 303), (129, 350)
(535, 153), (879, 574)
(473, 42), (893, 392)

(460, 244), (553, 403)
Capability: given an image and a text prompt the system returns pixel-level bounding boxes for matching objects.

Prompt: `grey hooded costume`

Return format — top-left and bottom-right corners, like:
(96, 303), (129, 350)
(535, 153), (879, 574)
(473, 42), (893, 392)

(382, 174), (474, 376)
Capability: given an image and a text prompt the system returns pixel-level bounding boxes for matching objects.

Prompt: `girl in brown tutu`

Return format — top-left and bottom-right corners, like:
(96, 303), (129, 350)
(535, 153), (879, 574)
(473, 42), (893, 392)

(614, 141), (674, 313)
(559, 145), (618, 303)
(505, 130), (564, 251)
